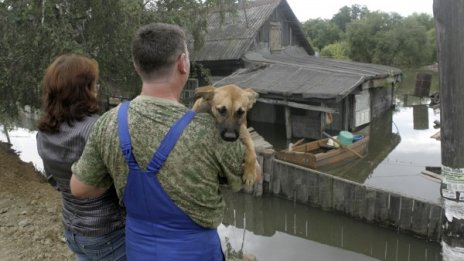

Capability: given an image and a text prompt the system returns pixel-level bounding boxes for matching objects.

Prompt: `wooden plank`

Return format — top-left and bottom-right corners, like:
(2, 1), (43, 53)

(374, 191), (389, 222)
(388, 195), (401, 227)
(420, 170), (442, 181)
(271, 161), (281, 195)
(318, 175), (333, 210)
(257, 98), (337, 113)
(399, 197), (413, 231)
(285, 106), (291, 140)
(428, 205), (443, 241)
(353, 185), (367, 219)
(411, 201), (430, 236)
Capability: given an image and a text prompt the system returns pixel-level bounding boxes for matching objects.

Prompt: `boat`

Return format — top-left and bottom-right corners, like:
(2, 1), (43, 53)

(275, 135), (369, 169)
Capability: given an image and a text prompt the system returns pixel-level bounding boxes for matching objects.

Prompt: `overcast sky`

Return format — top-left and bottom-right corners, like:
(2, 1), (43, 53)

(286, 0), (434, 22)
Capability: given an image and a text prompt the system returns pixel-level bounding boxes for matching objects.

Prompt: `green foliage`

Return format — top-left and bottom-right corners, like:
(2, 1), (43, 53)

(303, 4), (436, 68)
(141, 0), (240, 53)
(302, 19), (342, 51)
(345, 12), (392, 63)
(320, 42), (349, 60)
(345, 12), (435, 67)
(372, 17), (429, 66)
(0, 0), (241, 123)
(331, 4), (369, 32)
(426, 28), (437, 62)
(190, 63), (212, 86)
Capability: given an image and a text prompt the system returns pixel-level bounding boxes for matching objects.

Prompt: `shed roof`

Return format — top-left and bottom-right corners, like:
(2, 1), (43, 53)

(191, 0), (313, 61)
(214, 46), (402, 101)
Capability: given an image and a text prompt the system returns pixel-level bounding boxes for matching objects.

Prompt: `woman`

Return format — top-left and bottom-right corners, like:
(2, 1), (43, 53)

(36, 54), (125, 260)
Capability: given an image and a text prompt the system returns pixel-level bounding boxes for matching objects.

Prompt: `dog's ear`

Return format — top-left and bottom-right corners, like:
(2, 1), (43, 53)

(195, 86), (215, 102)
(244, 88), (258, 110)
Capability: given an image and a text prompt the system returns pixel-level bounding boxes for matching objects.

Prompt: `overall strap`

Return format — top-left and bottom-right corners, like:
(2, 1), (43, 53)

(146, 110), (196, 173)
(117, 101), (140, 171)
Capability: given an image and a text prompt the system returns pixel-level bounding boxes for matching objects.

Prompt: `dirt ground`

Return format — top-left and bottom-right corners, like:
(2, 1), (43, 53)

(0, 142), (74, 261)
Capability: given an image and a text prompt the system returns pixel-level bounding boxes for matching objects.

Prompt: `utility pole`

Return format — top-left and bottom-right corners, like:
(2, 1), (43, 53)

(434, 1), (464, 260)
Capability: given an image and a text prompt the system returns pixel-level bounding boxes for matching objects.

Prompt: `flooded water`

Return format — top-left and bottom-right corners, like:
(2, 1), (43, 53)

(0, 108), (443, 260)
(0, 70), (443, 260)
(250, 100), (441, 205)
(220, 189), (442, 261)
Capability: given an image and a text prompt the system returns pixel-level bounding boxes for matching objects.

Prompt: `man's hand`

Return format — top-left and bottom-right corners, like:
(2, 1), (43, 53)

(70, 174), (107, 198)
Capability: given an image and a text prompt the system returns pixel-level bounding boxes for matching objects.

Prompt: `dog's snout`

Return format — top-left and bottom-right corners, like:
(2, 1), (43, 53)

(221, 130), (239, 142)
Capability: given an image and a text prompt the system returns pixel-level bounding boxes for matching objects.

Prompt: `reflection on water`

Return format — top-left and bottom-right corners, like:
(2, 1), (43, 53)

(365, 104), (441, 204)
(0, 127), (43, 173)
(220, 189), (441, 261)
(0, 120), (443, 261)
(413, 105), (429, 130)
(250, 96), (442, 204)
(0, 78), (443, 260)
(0, 110), (43, 172)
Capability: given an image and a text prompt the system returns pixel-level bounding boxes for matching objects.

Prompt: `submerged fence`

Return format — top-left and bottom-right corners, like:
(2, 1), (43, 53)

(256, 150), (443, 242)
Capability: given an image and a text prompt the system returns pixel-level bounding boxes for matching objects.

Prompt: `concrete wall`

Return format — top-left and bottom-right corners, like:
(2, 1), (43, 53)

(258, 152), (443, 242)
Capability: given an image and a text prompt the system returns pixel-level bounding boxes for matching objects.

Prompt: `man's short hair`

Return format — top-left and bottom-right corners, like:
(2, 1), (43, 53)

(132, 23), (186, 77)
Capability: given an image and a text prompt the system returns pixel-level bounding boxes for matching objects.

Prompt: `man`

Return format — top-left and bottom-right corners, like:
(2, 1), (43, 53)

(70, 23), (259, 260)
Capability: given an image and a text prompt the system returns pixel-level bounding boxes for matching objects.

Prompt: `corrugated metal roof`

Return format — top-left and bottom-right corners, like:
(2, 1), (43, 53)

(191, 0), (312, 61)
(214, 47), (402, 101)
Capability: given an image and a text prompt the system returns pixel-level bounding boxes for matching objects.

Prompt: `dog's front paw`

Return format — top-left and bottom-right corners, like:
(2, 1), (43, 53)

(242, 162), (257, 188)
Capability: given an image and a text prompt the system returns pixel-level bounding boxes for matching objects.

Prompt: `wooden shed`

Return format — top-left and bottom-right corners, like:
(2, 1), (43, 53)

(190, 0), (402, 140)
(191, 0), (313, 77)
(215, 47), (401, 139)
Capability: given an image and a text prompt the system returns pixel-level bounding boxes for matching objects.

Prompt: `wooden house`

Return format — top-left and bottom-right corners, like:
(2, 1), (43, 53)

(190, 0), (402, 140)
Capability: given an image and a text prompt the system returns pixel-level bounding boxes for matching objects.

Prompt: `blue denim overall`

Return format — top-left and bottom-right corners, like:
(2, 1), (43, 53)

(117, 102), (224, 260)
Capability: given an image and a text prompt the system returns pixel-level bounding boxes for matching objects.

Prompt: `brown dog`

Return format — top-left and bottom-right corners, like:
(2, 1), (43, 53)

(192, 84), (258, 187)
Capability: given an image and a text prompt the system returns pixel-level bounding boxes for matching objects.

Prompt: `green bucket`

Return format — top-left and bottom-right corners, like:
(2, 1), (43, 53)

(338, 131), (353, 145)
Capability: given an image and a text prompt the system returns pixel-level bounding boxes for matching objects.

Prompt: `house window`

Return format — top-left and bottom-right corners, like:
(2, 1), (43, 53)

(354, 90), (371, 127)
(269, 22), (282, 52)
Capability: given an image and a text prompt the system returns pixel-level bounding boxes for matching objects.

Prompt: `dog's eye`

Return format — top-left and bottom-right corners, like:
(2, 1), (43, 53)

(217, 106), (227, 115)
(236, 108), (244, 117)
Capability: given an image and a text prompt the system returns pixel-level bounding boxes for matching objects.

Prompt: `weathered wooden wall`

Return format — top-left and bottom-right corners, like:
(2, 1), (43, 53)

(248, 102), (281, 124)
(257, 155), (443, 242)
(291, 109), (320, 139)
(434, 0), (464, 258)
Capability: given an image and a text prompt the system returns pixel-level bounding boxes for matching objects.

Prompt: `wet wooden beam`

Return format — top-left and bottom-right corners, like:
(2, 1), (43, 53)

(434, 0), (464, 258)
(257, 98), (337, 113)
(269, 160), (443, 241)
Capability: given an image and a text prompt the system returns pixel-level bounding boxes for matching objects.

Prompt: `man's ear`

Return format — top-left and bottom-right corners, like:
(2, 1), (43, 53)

(178, 53), (189, 74)
(244, 88), (258, 110)
(195, 86), (216, 102)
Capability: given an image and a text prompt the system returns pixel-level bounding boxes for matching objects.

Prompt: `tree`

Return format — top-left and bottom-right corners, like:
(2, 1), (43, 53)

(345, 13), (383, 63)
(344, 11), (435, 67)
(302, 19), (342, 51)
(0, 0), (242, 121)
(320, 41), (349, 60)
(331, 4), (369, 32)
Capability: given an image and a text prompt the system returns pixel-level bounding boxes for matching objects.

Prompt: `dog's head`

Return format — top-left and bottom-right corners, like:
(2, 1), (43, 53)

(195, 84), (258, 142)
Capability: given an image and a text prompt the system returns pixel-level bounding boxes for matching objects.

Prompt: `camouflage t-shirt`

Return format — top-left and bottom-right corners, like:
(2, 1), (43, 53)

(71, 95), (245, 228)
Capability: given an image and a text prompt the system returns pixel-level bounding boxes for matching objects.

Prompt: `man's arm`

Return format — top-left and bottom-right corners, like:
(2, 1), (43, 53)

(70, 174), (107, 198)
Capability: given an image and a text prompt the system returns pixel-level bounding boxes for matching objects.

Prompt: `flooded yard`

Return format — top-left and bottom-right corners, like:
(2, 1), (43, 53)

(0, 69), (443, 261)
(0, 106), (443, 260)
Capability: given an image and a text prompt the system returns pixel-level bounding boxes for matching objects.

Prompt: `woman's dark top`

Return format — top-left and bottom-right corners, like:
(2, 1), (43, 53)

(37, 115), (125, 236)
